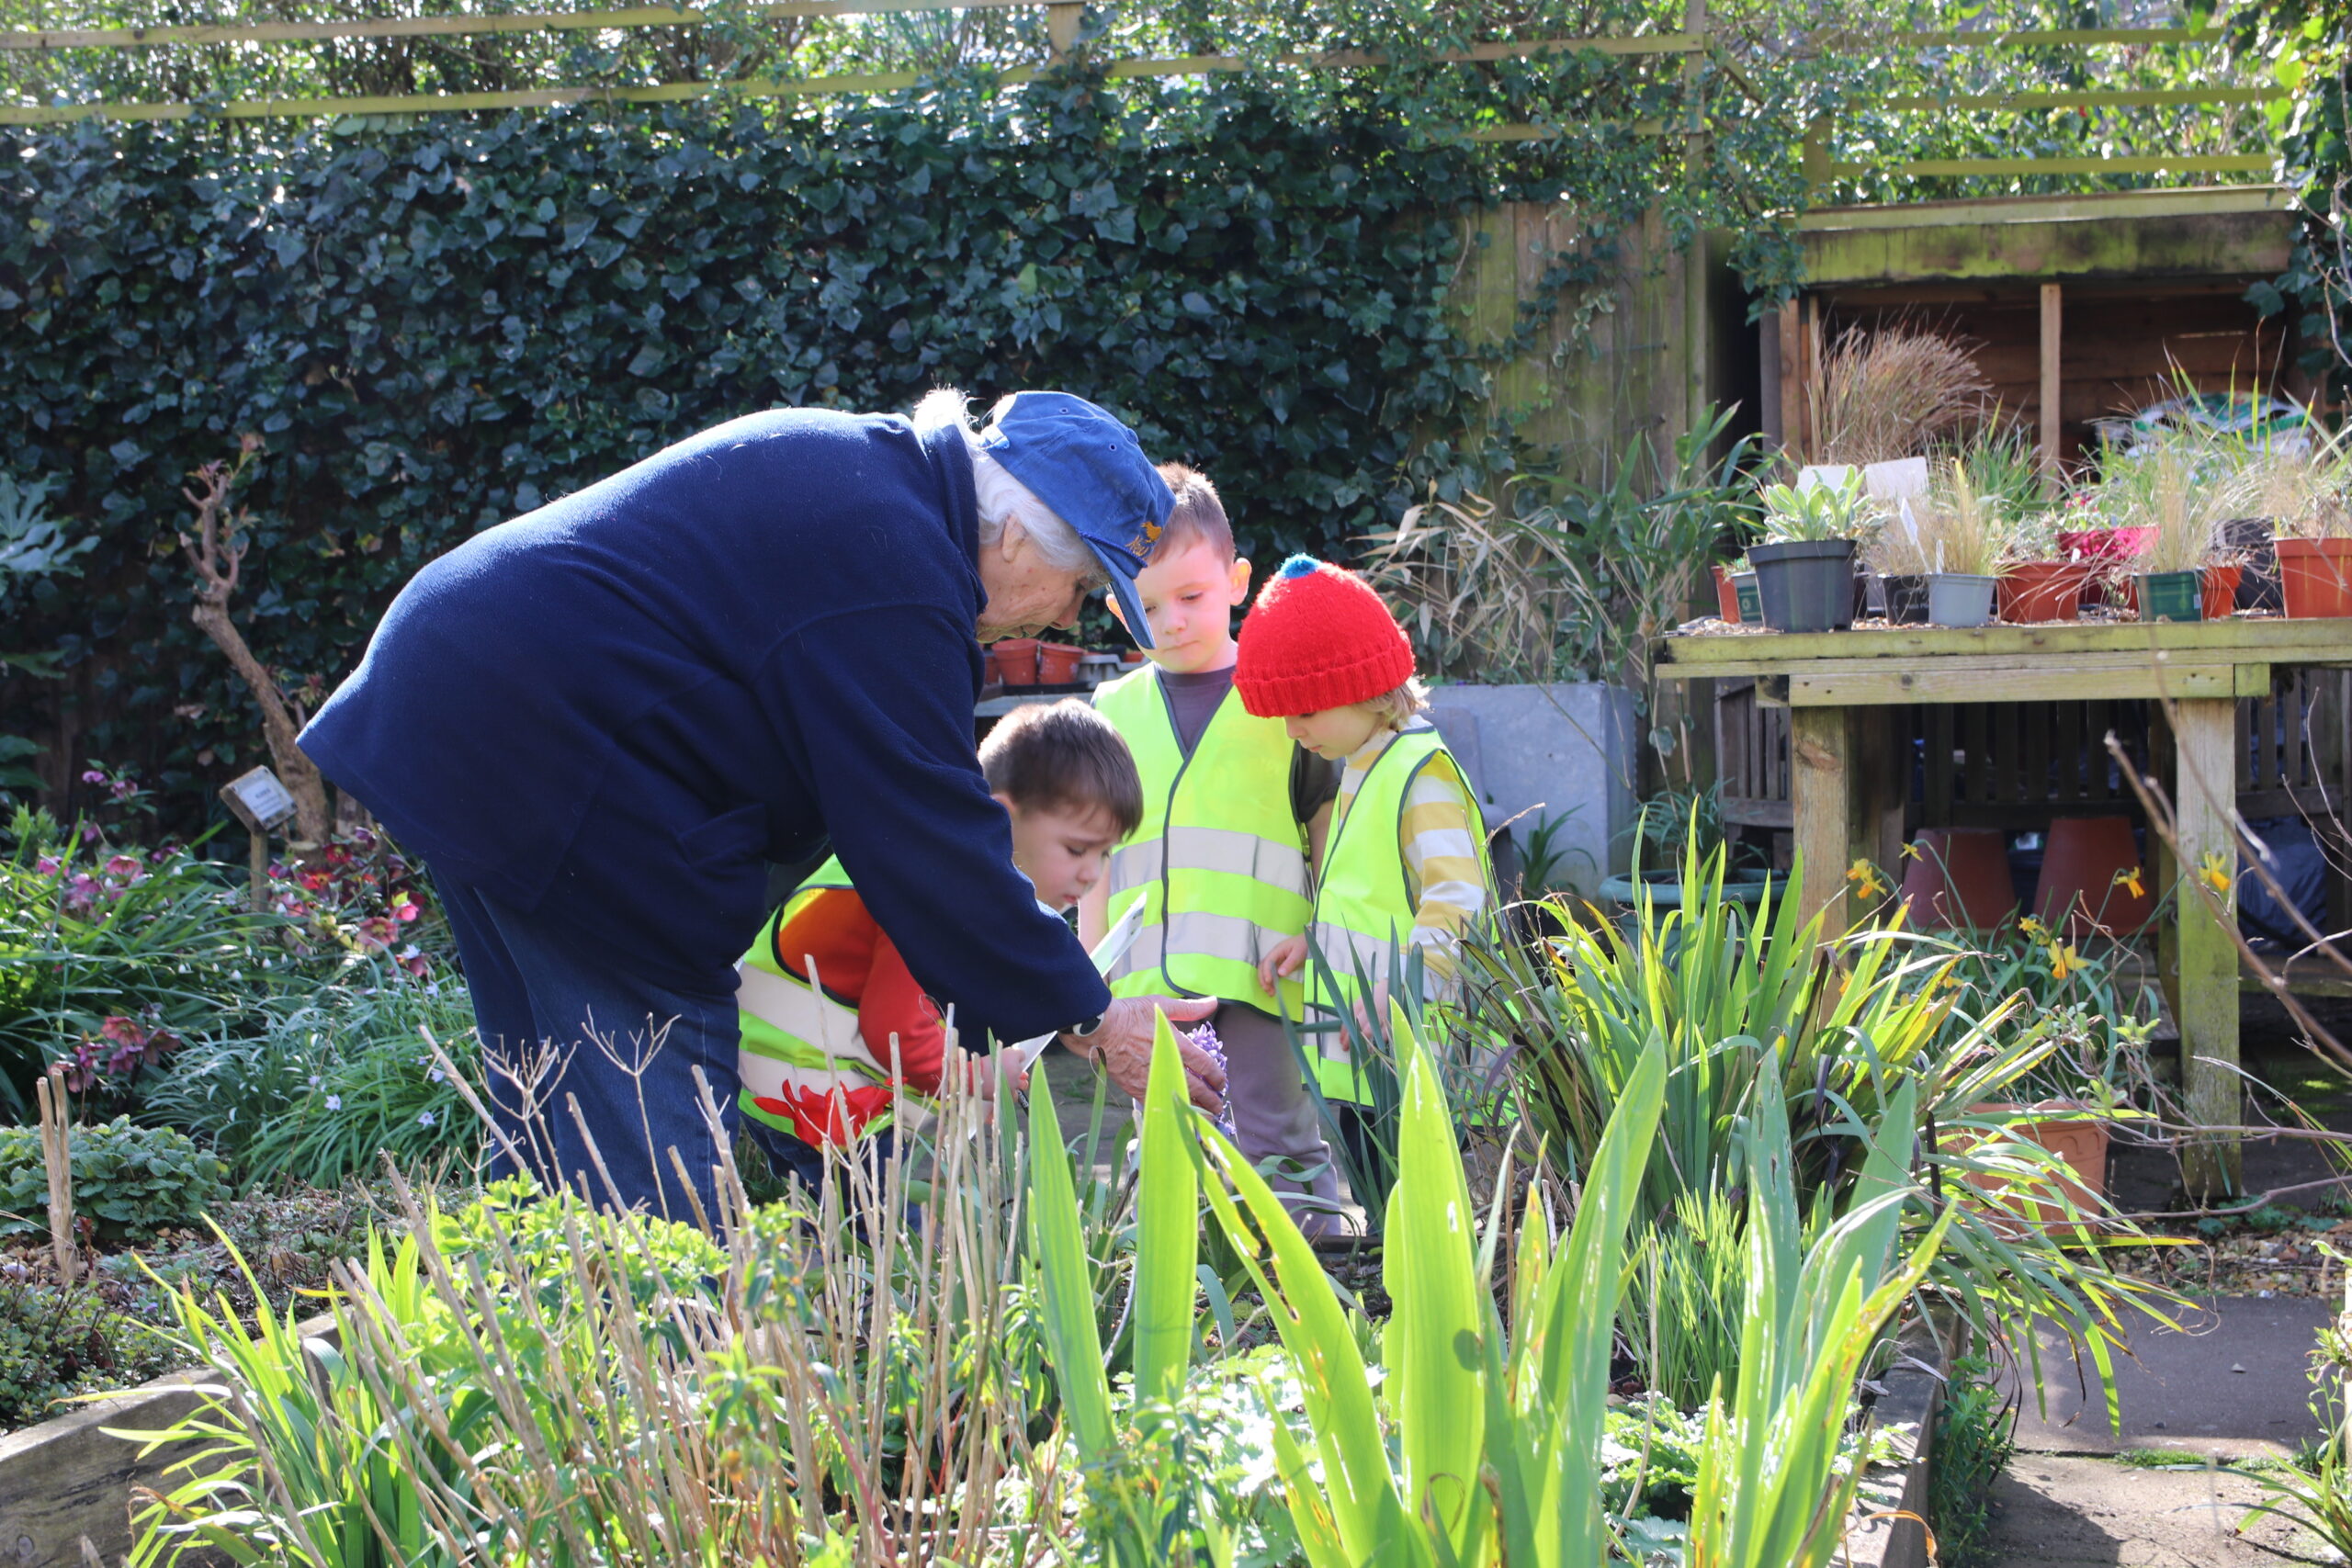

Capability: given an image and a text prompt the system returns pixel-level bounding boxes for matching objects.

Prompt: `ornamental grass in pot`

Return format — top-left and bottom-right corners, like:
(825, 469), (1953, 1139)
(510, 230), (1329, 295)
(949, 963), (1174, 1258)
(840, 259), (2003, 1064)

(1752, 473), (1874, 633)
(1866, 458), (2007, 626)
(2113, 446), (2233, 623)
(2225, 430), (2352, 618)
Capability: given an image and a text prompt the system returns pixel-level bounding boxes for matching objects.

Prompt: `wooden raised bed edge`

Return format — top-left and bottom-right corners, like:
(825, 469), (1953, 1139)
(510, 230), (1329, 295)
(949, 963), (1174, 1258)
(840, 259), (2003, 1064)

(0, 1314), (337, 1568)
(1843, 1314), (1960, 1568)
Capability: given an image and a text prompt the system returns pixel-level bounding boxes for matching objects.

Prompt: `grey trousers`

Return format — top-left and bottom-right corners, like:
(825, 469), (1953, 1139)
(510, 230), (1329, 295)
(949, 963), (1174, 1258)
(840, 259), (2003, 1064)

(1216, 1000), (1344, 1236)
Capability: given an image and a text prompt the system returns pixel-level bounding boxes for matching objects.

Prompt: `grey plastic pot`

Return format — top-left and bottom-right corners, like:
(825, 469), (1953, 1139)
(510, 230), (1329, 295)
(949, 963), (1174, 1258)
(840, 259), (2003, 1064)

(1749, 538), (1859, 633)
(1926, 571), (1998, 627)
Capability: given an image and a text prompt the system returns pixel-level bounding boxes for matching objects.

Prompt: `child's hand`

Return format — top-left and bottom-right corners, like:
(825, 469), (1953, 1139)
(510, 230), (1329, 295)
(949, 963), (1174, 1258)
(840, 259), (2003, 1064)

(1258, 935), (1308, 996)
(972, 1048), (1032, 1100)
(1350, 980), (1391, 1041)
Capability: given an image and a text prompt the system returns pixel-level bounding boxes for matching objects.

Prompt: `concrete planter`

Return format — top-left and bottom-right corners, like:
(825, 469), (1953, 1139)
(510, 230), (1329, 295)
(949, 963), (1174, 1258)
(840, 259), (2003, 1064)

(1424, 682), (1638, 897)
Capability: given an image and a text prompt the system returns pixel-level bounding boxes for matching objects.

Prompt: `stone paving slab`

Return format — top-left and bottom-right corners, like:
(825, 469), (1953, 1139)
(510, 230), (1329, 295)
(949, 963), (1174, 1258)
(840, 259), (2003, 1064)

(1987, 1454), (2328, 1566)
(2004, 1295), (2333, 1458)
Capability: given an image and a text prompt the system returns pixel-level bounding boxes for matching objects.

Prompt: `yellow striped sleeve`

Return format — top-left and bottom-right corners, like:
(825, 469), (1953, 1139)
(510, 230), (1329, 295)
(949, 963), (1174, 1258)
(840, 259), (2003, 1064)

(1398, 752), (1486, 987)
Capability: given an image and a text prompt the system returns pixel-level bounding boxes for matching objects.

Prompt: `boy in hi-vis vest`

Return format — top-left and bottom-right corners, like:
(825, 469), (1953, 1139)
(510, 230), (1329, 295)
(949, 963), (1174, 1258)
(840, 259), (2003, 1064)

(738, 700), (1144, 1192)
(1080, 468), (1345, 1232)
(1237, 556), (1493, 1169)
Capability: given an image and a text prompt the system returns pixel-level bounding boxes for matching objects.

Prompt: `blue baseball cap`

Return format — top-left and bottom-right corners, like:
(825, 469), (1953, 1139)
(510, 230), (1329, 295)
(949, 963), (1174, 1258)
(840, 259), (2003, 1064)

(979, 391), (1174, 649)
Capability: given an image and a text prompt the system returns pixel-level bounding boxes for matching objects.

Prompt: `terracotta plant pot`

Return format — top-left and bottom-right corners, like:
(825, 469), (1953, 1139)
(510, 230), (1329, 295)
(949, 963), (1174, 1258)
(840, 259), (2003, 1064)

(1712, 564), (1742, 623)
(1750, 538), (1858, 633)
(1036, 642), (1086, 684)
(1997, 560), (2093, 624)
(1120, 648), (1147, 666)
(994, 637), (1042, 686)
(1946, 1102), (2111, 1240)
(1898, 827), (2018, 932)
(2201, 563), (2243, 621)
(2033, 815), (2154, 938)
(1883, 572), (1931, 625)
(2278, 536), (2352, 619)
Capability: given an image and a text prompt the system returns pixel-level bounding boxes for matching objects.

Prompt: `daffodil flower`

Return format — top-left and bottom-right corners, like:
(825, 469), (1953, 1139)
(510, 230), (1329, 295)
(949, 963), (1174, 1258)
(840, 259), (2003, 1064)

(2050, 943), (2080, 980)
(2198, 850), (2234, 897)
(2112, 865), (2145, 900)
(2020, 916), (2049, 942)
(1846, 858), (1888, 898)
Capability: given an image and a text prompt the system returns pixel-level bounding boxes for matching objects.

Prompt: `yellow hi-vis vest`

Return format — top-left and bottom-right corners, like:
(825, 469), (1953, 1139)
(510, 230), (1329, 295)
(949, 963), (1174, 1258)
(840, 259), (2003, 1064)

(1306, 728), (1491, 1106)
(1093, 665), (1312, 1014)
(735, 856), (908, 1146)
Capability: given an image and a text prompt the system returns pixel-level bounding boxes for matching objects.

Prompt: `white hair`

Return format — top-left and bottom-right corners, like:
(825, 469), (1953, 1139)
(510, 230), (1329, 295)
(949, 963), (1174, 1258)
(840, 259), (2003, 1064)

(914, 388), (1101, 579)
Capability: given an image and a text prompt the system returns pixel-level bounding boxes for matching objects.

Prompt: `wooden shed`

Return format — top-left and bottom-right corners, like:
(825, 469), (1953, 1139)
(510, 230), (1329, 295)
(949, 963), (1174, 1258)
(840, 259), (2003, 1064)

(1763, 186), (2309, 473)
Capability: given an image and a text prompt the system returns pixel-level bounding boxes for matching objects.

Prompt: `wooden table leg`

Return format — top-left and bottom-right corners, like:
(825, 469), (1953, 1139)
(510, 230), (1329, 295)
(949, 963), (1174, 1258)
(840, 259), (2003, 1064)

(2172, 696), (2244, 1198)
(1791, 705), (1901, 933)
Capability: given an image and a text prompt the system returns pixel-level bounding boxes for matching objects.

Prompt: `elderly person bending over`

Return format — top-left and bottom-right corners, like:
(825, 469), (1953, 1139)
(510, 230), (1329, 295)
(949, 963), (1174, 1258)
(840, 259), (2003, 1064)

(300, 389), (1222, 1220)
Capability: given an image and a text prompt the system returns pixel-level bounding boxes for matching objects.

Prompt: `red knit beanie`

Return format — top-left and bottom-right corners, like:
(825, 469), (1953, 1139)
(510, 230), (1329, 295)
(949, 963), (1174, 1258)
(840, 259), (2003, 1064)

(1234, 555), (1416, 717)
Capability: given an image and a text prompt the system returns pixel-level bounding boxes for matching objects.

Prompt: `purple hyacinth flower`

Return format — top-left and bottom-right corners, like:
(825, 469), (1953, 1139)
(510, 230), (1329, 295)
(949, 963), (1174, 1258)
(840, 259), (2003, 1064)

(1183, 1021), (1238, 1136)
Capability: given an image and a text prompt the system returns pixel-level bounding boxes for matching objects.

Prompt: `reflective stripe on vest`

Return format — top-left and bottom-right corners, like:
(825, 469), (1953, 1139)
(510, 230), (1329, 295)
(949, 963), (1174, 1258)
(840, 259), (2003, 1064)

(1093, 668), (1311, 1011)
(1306, 729), (1489, 1106)
(734, 855), (907, 1145)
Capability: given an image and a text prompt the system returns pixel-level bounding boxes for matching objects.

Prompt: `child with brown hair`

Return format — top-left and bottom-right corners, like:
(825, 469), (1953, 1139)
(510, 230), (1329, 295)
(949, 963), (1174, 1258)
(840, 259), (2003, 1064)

(1080, 467), (1344, 1231)
(739, 698), (1142, 1190)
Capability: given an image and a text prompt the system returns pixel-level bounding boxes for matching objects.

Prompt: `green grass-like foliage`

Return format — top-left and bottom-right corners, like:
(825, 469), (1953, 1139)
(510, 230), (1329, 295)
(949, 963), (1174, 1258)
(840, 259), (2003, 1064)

(0, 1116), (227, 1242)
(1030, 1007), (1952, 1568)
(1926, 1354), (2018, 1568)
(141, 980), (483, 1184)
(1466, 841), (2180, 1429)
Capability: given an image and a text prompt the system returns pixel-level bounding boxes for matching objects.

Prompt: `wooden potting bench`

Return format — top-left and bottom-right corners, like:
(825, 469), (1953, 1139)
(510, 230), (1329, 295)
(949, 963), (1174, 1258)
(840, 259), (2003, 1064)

(1655, 617), (2352, 1196)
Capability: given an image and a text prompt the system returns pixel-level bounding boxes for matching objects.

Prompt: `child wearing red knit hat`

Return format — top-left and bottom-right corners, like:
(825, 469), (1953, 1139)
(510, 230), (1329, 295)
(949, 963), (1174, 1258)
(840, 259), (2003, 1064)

(1237, 555), (1492, 1160)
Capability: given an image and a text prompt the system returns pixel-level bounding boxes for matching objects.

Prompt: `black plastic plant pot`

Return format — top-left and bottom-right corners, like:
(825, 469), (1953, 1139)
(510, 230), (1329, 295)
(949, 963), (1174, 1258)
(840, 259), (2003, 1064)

(1750, 539), (1860, 633)
(1883, 572), (1932, 625)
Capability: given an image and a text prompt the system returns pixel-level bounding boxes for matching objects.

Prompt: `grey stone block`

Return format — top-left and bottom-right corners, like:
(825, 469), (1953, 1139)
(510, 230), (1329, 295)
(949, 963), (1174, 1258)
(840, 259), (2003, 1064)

(1426, 682), (1638, 897)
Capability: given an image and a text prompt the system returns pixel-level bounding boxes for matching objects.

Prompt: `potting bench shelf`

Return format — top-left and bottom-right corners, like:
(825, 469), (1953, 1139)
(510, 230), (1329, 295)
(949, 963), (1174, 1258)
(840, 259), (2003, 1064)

(1657, 615), (2352, 1197)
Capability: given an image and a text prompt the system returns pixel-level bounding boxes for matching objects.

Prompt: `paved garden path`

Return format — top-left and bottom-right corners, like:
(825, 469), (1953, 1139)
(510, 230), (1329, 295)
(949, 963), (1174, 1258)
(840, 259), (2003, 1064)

(1989, 1295), (2337, 1564)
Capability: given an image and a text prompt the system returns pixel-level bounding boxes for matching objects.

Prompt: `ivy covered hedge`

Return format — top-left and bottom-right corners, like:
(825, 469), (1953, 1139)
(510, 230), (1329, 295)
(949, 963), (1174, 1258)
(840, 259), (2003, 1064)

(2, 76), (1561, 826)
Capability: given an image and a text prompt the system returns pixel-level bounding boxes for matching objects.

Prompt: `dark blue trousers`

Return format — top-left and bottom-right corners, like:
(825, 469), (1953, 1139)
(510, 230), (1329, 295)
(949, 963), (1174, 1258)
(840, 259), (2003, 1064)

(434, 867), (794, 1224)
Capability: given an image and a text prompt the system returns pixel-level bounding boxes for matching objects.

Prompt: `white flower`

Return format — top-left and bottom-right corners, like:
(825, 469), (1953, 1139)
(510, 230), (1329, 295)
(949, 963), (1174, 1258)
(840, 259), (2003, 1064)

(324, 1093), (342, 1111)
(417, 1111), (435, 1127)
(428, 1067), (445, 1083)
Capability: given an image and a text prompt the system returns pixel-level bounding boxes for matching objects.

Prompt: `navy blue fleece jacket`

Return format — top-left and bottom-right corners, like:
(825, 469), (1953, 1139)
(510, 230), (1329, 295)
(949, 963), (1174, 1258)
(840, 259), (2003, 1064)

(298, 408), (1105, 1042)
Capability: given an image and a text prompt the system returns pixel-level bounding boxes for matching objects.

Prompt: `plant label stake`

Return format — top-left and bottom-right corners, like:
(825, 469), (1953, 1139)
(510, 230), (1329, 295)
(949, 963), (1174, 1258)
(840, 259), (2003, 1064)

(36, 1068), (74, 1287)
(219, 765), (298, 912)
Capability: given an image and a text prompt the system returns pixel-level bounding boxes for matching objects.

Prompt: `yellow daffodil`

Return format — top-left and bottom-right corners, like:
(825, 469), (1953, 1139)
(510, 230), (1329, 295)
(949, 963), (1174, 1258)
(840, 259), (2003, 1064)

(2019, 915), (2049, 942)
(1846, 858), (1888, 898)
(2197, 850), (2234, 897)
(2049, 943), (2080, 980)
(1901, 840), (1923, 861)
(2112, 865), (2145, 900)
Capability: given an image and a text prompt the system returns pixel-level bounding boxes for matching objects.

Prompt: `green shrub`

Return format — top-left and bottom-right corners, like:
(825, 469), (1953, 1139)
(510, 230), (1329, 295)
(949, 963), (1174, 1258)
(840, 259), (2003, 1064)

(0, 1273), (175, 1429)
(0, 1117), (229, 1242)
(141, 976), (482, 1185)
(1927, 1353), (2018, 1568)
(0, 817), (289, 1117)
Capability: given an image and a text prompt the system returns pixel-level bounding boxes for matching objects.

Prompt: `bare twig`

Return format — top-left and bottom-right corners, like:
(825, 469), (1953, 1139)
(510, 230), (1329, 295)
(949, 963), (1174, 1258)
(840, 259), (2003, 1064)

(177, 436), (332, 845)
(2104, 728), (2352, 1075)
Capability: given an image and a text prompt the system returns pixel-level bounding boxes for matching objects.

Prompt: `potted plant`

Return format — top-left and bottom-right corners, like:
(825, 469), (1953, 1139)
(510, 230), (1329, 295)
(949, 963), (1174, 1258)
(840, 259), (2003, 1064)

(1912, 459), (2007, 627)
(1752, 471), (1874, 633)
(2117, 447), (2233, 623)
(1860, 493), (1932, 625)
(2227, 431), (2352, 619)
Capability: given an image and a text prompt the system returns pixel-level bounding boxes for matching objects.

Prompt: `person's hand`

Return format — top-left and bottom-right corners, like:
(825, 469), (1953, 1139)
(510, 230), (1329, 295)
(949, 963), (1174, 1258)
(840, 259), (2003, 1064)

(971, 1047), (1031, 1100)
(1348, 980), (1391, 1043)
(1065, 996), (1223, 1114)
(1257, 935), (1308, 997)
